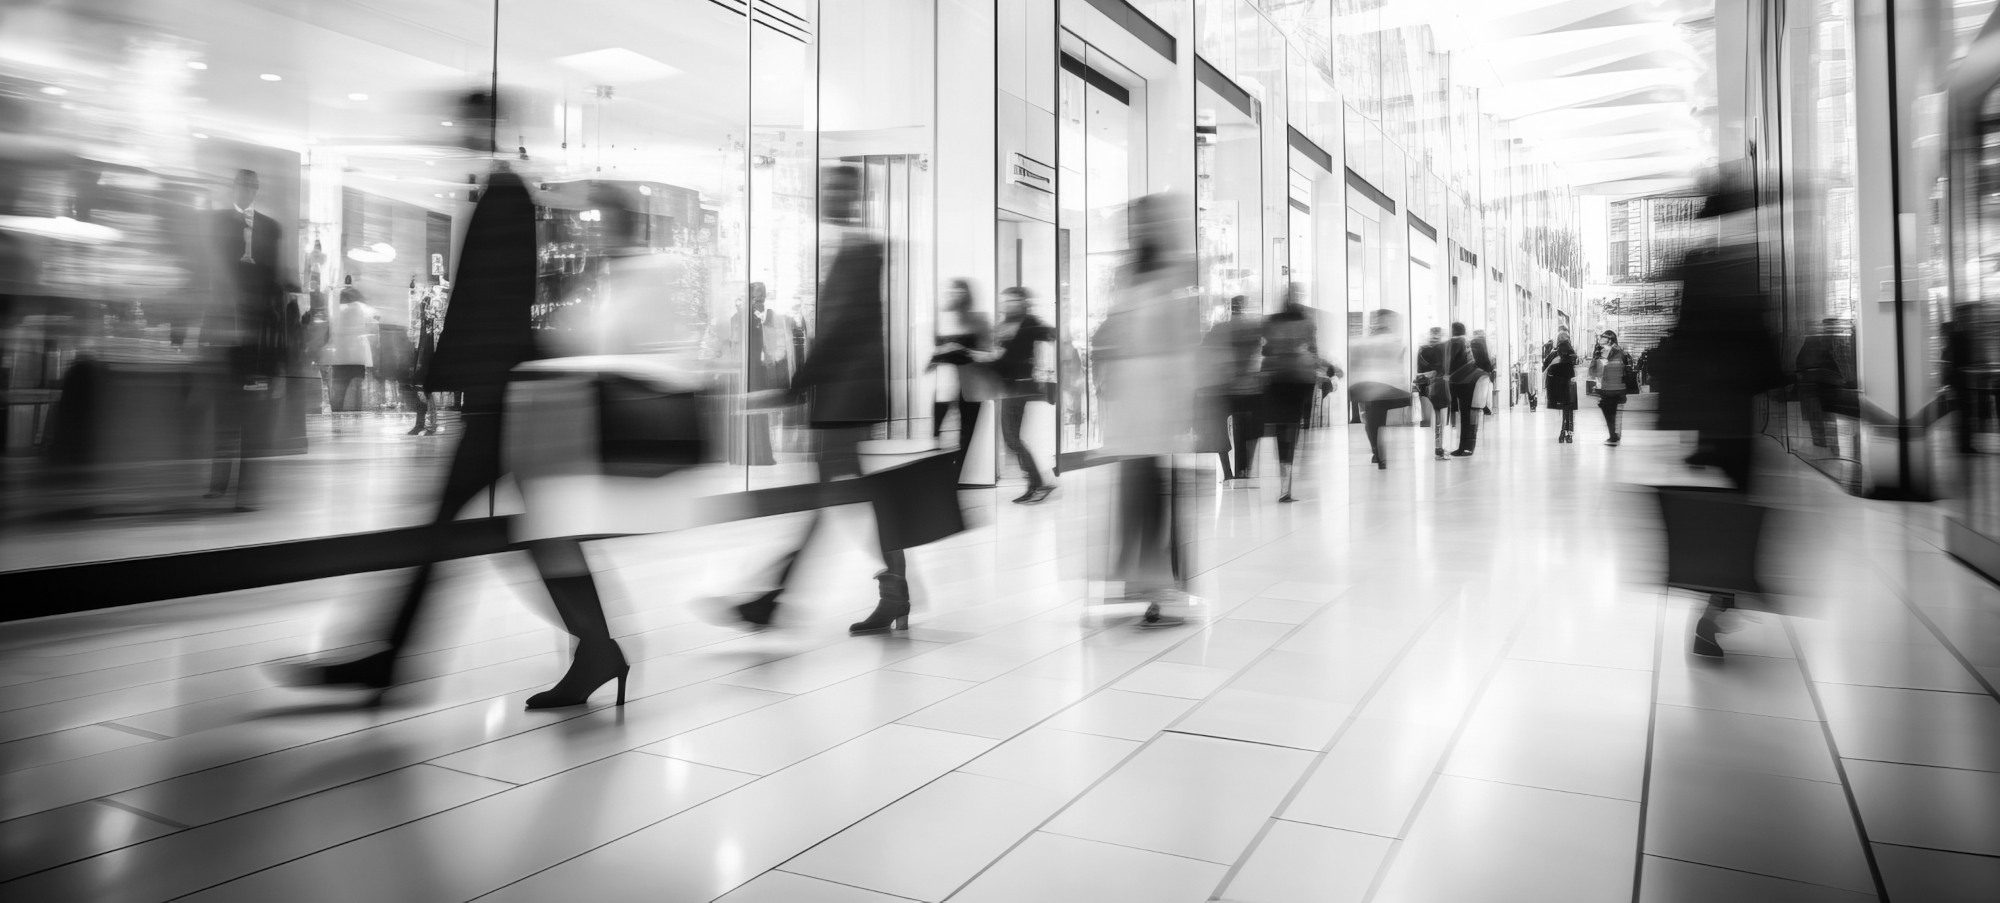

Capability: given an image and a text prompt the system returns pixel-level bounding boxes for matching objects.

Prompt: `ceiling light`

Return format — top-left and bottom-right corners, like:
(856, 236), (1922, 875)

(348, 93), (369, 101)
(554, 47), (681, 84)
(346, 242), (396, 263)
(187, 61), (207, 70)
(40, 86), (66, 96)
(440, 120), (453, 127)
(192, 132), (208, 139)
(260, 73), (281, 82)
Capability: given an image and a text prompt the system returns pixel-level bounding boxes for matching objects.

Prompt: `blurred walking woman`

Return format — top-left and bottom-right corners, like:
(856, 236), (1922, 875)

(1348, 309), (1409, 469)
(984, 287), (1057, 503)
(931, 279), (991, 452)
(1260, 285), (1319, 501)
(1544, 334), (1579, 443)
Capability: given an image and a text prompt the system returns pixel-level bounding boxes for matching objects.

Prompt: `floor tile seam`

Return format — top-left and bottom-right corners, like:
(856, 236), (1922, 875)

(0, 622), (577, 736)
(1158, 727), (1323, 753)
(1354, 598), (1538, 903)
(1836, 754), (2000, 777)
(0, 663), (584, 826)
(1870, 840), (2000, 861)
(767, 868), (928, 902)
(1433, 771), (1646, 805)
(0, 614), (314, 657)
(0, 635), (439, 713)
(1641, 852), (1887, 896)
(95, 720), (172, 741)
(1631, 592), (1667, 903)
(1783, 618), (1894, 902)
(1812, 677), (1997, 696)
(630, 749), (764, 777)
(1268, 815), (1400, 842)
(1207, 590), (1482, 903)
(3, 760), (510, 893)
(471, 726), (989, 903)
(1658, 698), (1824, 725)
(92, 795), (191, 830)
(420, 760), (521, 786)
(1863, 556), (2000, 707)
(0, 622), (326, 682)
(1503, 652), (1655, 673)
(1029, 826), (1240, 867)
(1644, 744), (1845, 786)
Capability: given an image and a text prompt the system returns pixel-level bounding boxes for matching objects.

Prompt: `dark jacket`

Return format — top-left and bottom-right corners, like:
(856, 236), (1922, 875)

(1544, 341), (1579, 410)
(211, 207), (288, 377)
(1654, 244), (1785, 435)
(994, 313), (1054, 384)
(1259, 311), (1320, 384)
(1416, 340), (1450, 402)
(423, 170), (538, 408)
(1446, 336), (1484, 385)
(790, 234), (887, 425)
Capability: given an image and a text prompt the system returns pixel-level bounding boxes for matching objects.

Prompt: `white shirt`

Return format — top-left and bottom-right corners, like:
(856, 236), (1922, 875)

(234, 203), (255, 264)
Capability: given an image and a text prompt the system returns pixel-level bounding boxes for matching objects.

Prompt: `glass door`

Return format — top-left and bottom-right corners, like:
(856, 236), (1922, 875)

(1055, 34), (1145, 458)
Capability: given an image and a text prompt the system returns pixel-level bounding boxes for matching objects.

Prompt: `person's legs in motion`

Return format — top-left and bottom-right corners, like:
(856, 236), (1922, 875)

(957, 398), (982, 454)
(1601, 397), (1620, 443)
(277, 409), (504, 692)
(523, 539), (629, 708)
(1560, 409), (1574, 441)
(1361, 399), (1389, 467)
(933, 401), (950, 438)
(1230, 394), (1260, 477)
(1001, 394), (1048, 501)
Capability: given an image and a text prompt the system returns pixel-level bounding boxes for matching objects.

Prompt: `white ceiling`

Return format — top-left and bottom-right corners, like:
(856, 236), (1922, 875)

(1427, 0), (1717, 198)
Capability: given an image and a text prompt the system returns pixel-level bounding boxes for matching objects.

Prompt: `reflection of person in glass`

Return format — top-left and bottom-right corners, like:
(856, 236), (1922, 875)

(323, 287), (376, 413)
(715, 163), (914, 635)
(1093, 193), (1200, 625)
(276, 93), (630, 709)
(931, 279), (992, 452)
(204, 169), (288, 505)
(1794, 317), (1855, 453)
(734, 281), (792, 391)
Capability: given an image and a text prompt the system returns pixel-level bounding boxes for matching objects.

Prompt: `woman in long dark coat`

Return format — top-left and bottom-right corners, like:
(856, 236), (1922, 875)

(1544, 335), (1579, 443)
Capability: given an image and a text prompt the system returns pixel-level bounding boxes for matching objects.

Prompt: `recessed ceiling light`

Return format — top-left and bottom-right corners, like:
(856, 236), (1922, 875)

(440, 120), (453, 127)
(40, 86), (66, 96)
(187, 61), (207, 70)
(348, 93), (369, 101)
(260, 73), (282, 82)
(193, 132), (208, 139)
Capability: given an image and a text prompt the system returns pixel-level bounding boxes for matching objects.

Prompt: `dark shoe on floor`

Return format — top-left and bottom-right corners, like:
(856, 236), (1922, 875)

(525, 642), (629, 709)
(1434, 448), (1446, 460)
(849, 600), (911, 634)
(1140, 600), (1187, 628)
(1450, 449), (1473, 457)
(702, 589), (782, 630)
(271, 649), (396, 692)
(1021, 485), (1056, 504)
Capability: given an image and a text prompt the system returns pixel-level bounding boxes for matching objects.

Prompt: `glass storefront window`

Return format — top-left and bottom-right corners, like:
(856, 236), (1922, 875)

(1197, 79), (1261, 321)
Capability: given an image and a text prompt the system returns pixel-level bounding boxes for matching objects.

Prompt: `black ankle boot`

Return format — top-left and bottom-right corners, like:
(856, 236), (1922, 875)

(851, 571), (911, 634)
(1692, 600), (1727, 658)
(526, 641), (628, 709)
(526, 575), (630, 709)
(271, 648), (397, 690)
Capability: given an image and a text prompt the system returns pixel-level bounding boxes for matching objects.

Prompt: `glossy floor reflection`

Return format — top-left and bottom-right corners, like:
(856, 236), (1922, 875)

(3, 408), (1998, 901)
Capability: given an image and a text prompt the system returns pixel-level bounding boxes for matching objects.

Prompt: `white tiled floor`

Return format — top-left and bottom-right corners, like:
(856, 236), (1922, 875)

(4, 411), (1999, 900)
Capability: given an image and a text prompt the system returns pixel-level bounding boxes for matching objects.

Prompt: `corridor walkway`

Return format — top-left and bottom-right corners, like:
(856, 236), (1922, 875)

(2, 408), (1996, 902)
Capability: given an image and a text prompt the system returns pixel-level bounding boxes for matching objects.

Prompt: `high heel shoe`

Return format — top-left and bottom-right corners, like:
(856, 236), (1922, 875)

(701, 588), (783, 630)
(526, 644), (630, 709)
(270, 649), (397, 707)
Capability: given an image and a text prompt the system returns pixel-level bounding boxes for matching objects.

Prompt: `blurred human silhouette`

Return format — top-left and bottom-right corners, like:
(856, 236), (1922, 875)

(1597, 329), (1633, 446)
(1945, 306), (1982, 453)
(931, 278), (993, 453)
(276, 93), (628, 708)
(1794, 317), (1855, 453)
(1260, 285), (1320, 499)
(713, 163), (913, 635)
(1447, 321), (1492, 457)
(1349, 309), (1409, 468)
(202, 169), (288, 505)
(984, 287), (1056, 503)
(1094, 192), (1200, 624)
(1654, 170), (1786, 657)
(1415, 326), (1450, 459)
(323, 287), (376, 413)
(1200, 293), (1263, 479)
(1544, 334), (1579, 443)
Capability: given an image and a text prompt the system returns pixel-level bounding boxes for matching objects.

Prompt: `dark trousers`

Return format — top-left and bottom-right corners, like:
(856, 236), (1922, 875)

(329, 365), (366, 412)
(1451, 383), (1481, 452)
(1116, 456), (1182, 590)
(384, 410), (503, 650)
(1227, 393), (1260, 476)
(1600, 396), (1623, 439)
(933, 398), (982, 453)
(1560, 409), (1574, 435)
(766, 426), (907, 594)
(1361, 399), (1397, 460)
(1265, 382), (1314, 465)
(206, 377), (253, 497)
(1000, 395), (1045, 489)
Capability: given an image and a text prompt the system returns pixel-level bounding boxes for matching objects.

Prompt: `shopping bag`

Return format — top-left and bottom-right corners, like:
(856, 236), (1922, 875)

(1654, 486), (1765, 596)
(1471, 374), (1493, 410)
(863, 448), (967, 551)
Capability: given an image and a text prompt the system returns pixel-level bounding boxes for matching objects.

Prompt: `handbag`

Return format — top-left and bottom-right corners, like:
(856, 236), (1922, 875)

(867, 450), (968, 551)
(595, 374), (708, 478)
(1655, 486), (1765, 595)
(1471, 374), (1493, 410)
